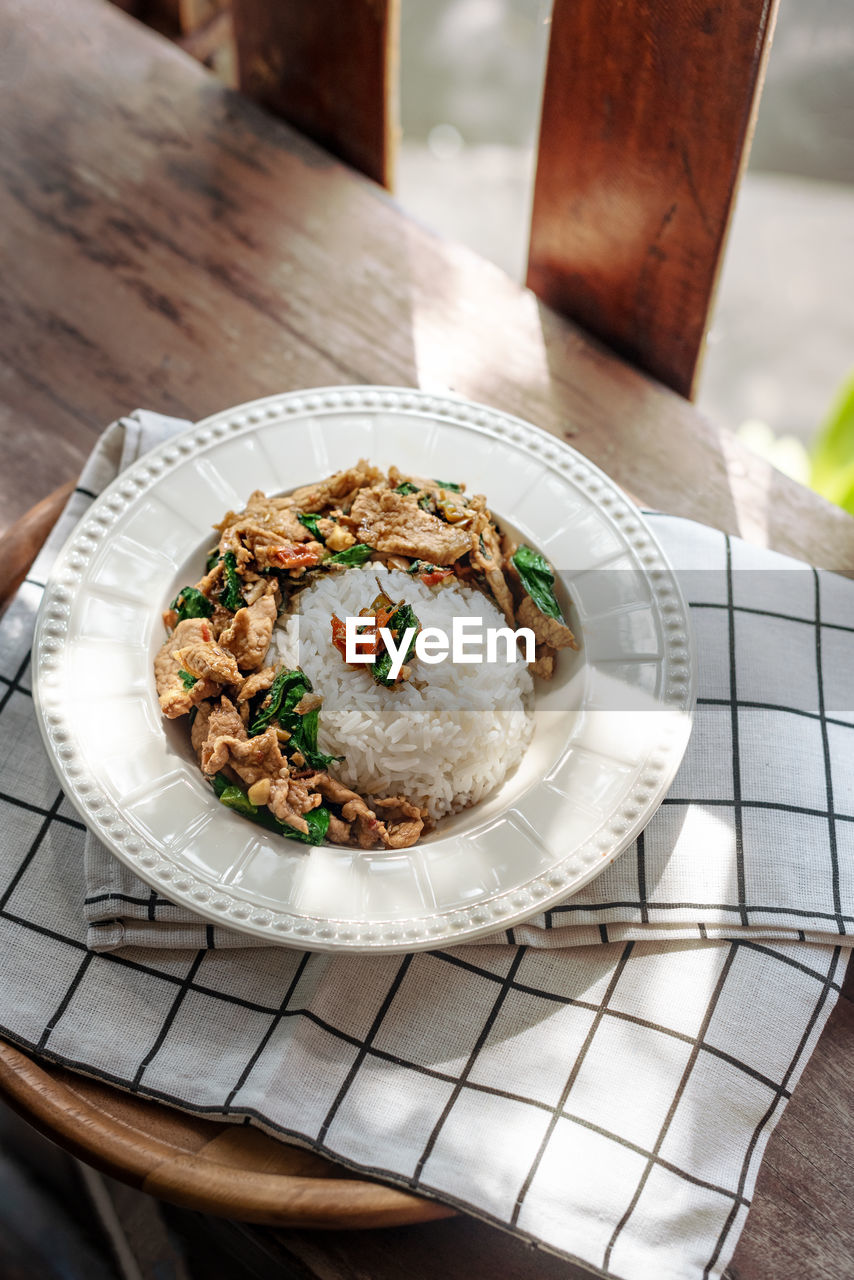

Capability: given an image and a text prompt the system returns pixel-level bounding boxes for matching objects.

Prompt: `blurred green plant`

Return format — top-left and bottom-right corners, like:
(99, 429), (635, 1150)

(811, 372), (854, 514)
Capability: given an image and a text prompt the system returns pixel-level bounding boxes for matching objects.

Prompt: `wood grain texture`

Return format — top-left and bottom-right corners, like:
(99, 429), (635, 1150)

(528, 0), (778, 399)
(0, 0), (853, 1272)
(231, 0), (398, 188)
(2, 0), (852, 571)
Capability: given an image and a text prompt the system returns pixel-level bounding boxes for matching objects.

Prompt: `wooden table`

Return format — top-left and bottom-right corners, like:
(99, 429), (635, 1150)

(1, 1), (853, 1276)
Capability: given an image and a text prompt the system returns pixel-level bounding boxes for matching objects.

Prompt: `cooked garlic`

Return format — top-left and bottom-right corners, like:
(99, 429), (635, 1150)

(247, 778), (272, 805)
(325, 524), (356, 552)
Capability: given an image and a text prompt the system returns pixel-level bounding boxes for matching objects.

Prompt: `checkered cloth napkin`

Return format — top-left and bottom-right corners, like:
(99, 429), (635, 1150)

(1, 413), (852, 1280)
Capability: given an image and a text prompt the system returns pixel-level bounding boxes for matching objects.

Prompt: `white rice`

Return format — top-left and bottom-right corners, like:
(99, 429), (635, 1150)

(271, 567), (533, 822)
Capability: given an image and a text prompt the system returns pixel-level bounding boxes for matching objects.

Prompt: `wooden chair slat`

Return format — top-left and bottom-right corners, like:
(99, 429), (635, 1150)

(231, 0), (399, 189)
(527, 0), (779, 398)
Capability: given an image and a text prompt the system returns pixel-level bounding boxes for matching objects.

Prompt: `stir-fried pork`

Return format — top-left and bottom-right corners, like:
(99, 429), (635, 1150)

(219, 587), (277, 671)
(200, 696), (313, 834)
(154, 618), (223, 718)
(515, 594), (578, 651)
(349, 488), (472, 565)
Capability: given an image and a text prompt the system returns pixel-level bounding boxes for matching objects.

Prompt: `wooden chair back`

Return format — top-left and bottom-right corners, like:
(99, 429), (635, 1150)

(229, 0), (778, 400)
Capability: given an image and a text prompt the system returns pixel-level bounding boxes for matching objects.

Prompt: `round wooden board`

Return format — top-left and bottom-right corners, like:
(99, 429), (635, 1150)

(0, 1042), (453, 1228)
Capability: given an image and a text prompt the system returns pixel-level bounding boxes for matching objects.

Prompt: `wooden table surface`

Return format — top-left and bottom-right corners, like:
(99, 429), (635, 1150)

(1, 0), (853, 1276)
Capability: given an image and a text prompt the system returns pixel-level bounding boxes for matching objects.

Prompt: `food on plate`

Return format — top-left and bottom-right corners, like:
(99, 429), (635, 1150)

(153, 461), (577, 849)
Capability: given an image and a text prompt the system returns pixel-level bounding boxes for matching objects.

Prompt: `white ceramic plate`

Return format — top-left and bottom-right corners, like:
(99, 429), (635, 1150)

(33, 388), (695, 952)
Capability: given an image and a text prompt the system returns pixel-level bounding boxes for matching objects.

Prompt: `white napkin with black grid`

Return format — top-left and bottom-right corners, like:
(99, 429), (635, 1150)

(0, 411), (851, 1280)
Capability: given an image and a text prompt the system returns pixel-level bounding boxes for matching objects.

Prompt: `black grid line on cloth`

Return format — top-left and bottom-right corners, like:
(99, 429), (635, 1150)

(0, 924), (823, 1221)
(434, 943), (841, 1003)
(0, 790), (65, 913)
(432, 948), (811, 1095)
(635, 830), (649, 924)
(688, 599), (854, 636)
(813, 569), (846, 934)
(509, 942), (635, 1227)
(0, 675), (31, 699)
(0, 1008), (756, 1270)
(701, 945), (844, 1279)
(725, 537), (748, 927)
(37, 951), (96, 1050)
(74, 485), (97, 501)
(412, 948), (528, 1184)
(131, 950), (207, 1090)
(83, 891), (188, 910)
(0, 791), (85, 831)
(224, 952), (312, 1112)
(697, 696), (854, 732)
(601, 943), (739, 1270)
(318, 955), (414, 1143)
(545, 896), (854, 926)
(662, 797), (854, 820)
(0, 650), (32, 715)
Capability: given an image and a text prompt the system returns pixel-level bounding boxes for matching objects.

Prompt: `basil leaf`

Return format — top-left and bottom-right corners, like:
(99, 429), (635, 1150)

(211, 772), (331, 845)
(512, 545), (565, 622)
(218, 550), (245, 612)
(285, 805), (331, 845)
(371, 602), (420, 687)
(249, 667), (311, 737)
(288, 709), (341, 770)
(371, 649), (393, 687)
(326, 543), (374, 567)
(433, 478), (462, 491)
(298, 512), (322, 539)
(395, 481), (419, 495)
(212, 773), (258, 816)
(169, 585), (213, 621)
(177, 668), (198, 690)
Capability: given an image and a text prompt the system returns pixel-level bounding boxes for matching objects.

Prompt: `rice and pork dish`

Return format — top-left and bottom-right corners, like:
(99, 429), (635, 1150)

(153, 461), (578, 850)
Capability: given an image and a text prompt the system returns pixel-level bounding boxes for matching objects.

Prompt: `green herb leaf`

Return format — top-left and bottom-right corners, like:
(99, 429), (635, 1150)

(250, 667), (341, 768)
(288, 708), (341, 771)
(249, 667), (311, 737)
(285, 805), (331, 845)
(371, 601), (420, 687)
(211, 773), (331, 845)
(169, 585), (213, 621)
(511, 545), (565, 622)
(177, 668), (198, 690)
(418, 494), (434, 513)
(212, 772), (258, 816)
(395, 481), (419, 495)
(433, 478), (462, 491)
(205, 548), (220, 573)
(326, 543), (374, 567)
(298, 512), (323, 539)
(218, 550), (245, 612)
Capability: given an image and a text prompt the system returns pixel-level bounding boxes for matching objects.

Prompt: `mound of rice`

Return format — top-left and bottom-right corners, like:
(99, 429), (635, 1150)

(271, 568), (533, 823)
